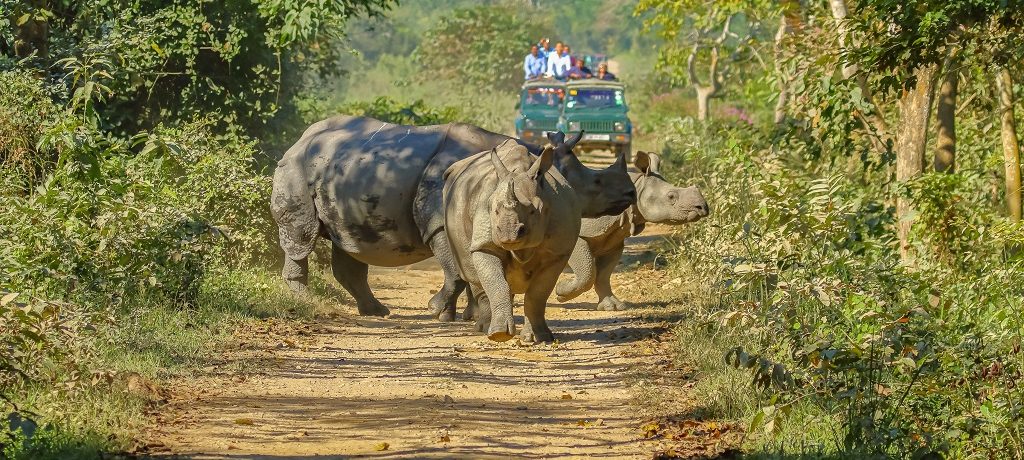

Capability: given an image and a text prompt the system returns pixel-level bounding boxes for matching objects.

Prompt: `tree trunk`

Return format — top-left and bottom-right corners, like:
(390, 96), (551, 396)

(828, 0), (857, 80)
(896, 64), (938, 261)
(934, 70), (957, 172)
(696, 87), (712, 121)
(997, 68), (1022, 221)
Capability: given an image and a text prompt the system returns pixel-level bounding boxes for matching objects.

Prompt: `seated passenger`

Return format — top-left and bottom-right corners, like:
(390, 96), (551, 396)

(524, 45), (546, 80)
(595, 62), (617, 81)
(566, 58), (592, 80)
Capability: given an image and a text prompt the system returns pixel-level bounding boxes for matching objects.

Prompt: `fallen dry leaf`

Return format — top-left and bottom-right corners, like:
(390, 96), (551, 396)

(561, 393), (573, 400)
(234, 418), (254, 426)
(439, 434), (450, 443)
(374, 442), (390, 451)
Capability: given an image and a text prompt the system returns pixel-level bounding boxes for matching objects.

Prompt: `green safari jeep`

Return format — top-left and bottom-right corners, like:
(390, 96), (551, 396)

(558, 80), (632, 158)
(514, 78), (565, 145)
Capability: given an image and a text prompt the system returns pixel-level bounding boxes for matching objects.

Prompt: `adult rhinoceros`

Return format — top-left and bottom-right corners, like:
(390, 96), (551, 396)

(270, 116), (635, 317)
(555, 151), (709, 310)
(444, 140), (578, 343)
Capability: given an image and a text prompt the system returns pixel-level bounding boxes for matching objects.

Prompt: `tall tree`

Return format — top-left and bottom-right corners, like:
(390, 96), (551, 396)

(996, 68), (1022, 221)
(895, 65), (938, 259)
(934, 69), (957, 172)
(636, 0), (772, 121)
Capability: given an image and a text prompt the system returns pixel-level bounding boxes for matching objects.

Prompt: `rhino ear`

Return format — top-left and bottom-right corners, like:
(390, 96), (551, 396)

(611, 150), (627, 171)
(528, 146), (555, 181)
(634, 151), (652, 175)
(647, 153), (662, 174)
(490, 148), (510, 179)
(565, 130), (584, 150)
(546, 131), (566, 145)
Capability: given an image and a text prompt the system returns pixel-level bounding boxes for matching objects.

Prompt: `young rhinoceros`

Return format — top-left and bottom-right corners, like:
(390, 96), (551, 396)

(444, 140), (580, 343)
(555, 151), (709, 311)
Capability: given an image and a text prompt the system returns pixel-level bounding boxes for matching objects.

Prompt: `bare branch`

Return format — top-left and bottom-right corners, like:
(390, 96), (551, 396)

(687, 43), (704, 87)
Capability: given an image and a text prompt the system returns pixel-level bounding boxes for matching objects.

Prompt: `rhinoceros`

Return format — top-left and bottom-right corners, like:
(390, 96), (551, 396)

(270, 116), (635, 317)
(444, 140), (580, 343)
(555, 151), (709, 310)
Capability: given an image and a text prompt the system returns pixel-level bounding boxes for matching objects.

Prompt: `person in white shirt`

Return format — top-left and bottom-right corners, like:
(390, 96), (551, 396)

(545, 42), (571, 80)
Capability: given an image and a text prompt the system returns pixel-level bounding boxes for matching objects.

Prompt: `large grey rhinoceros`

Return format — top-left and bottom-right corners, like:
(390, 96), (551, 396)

(555, 151), (709, 310)
(443, 140), (579, 343)
(270, 116), (635, 317)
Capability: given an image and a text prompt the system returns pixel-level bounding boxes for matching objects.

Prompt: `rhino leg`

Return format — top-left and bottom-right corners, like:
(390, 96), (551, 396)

(282, 256), (310, 294)
(555, 237), (596, 303)
(426, 232), (467, 322)
(594, 243), (627, 311)
(471, 287), (490, 333)
(472, 251), (515, 341)
(461, 285), (478, 321)
(520, 259), (564, 343)
(330, 245), (390, 317)
(272, 181), (318, 294)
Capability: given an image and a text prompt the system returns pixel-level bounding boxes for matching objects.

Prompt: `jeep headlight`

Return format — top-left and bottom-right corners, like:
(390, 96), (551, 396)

(525, 119), (536, 129)
(568, 121), (581, 132)
(614, 121), (626, 132)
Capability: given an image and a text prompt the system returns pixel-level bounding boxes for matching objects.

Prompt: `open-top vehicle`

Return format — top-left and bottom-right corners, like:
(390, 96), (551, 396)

(514, 78), (565, 145)
(559, 79), (631, 158)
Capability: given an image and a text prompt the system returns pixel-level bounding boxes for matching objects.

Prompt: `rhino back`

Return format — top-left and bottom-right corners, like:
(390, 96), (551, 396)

(276, 115), (449, 266)
(414, 123), (534, 243)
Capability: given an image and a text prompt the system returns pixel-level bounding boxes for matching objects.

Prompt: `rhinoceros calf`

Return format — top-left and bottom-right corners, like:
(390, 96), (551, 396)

(444, 141), (581, 343)
(555, 151), (709, 310)
(270, 116), (635, 318)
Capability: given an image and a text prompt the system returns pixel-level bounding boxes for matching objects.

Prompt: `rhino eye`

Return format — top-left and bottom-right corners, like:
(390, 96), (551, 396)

(668, 192), (677, 200)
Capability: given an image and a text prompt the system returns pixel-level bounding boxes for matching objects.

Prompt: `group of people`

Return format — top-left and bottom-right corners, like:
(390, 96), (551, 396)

(523, 38), (617, 82)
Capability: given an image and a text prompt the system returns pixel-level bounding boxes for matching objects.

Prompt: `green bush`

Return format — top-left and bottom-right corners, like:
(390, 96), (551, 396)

(661, 119), (1024, 458)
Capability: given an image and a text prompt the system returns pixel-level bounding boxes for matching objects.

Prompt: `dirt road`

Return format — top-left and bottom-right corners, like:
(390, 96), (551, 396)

(149, 230), (695, 459)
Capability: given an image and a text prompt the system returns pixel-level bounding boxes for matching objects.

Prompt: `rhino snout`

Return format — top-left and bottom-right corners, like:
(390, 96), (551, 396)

(496, 223), (528, 245)
(694, 201), (710, 217)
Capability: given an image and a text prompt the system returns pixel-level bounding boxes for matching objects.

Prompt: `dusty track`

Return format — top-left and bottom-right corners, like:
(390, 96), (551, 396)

(149, 230), (688, 459)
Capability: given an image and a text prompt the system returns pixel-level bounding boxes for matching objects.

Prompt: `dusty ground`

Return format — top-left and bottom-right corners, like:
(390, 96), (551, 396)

(147, 227), (726, 459)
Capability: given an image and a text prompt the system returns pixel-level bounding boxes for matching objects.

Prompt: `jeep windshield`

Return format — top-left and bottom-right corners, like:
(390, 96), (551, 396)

(565, 88), (625, 111)
(522, 86), (564, 108)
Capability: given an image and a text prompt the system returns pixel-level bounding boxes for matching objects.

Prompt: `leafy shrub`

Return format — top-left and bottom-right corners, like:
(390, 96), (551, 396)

(661, 119), (1024, 458)
(331, 96), (462, 126)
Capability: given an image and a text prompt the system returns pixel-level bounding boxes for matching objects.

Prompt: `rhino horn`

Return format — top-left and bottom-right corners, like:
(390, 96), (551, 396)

(490, 147), (510, 179)
(528, 146), (555, 181)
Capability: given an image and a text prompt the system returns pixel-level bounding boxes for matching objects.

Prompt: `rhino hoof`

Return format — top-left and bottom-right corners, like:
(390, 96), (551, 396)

(487, 319), (516, 342)
(521, 328), (554, 344)
(437, 310), (456, 322)
(285, 280), (310, 295)
(358, 302), (390, 317)
(597, 297), (627, 311)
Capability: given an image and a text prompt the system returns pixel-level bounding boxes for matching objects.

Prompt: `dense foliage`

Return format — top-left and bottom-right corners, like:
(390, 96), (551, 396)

(638, 0), (1024, 456)
(0, 1), (392, 456)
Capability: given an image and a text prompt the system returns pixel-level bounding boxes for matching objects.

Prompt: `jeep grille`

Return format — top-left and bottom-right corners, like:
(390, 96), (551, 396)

(581, 121), (614, 132)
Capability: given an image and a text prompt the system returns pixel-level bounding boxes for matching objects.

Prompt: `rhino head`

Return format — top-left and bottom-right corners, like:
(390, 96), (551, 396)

(488, 145), (555, 251)
(633, 151), (709, 224)
(545, 131), (635, 218)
